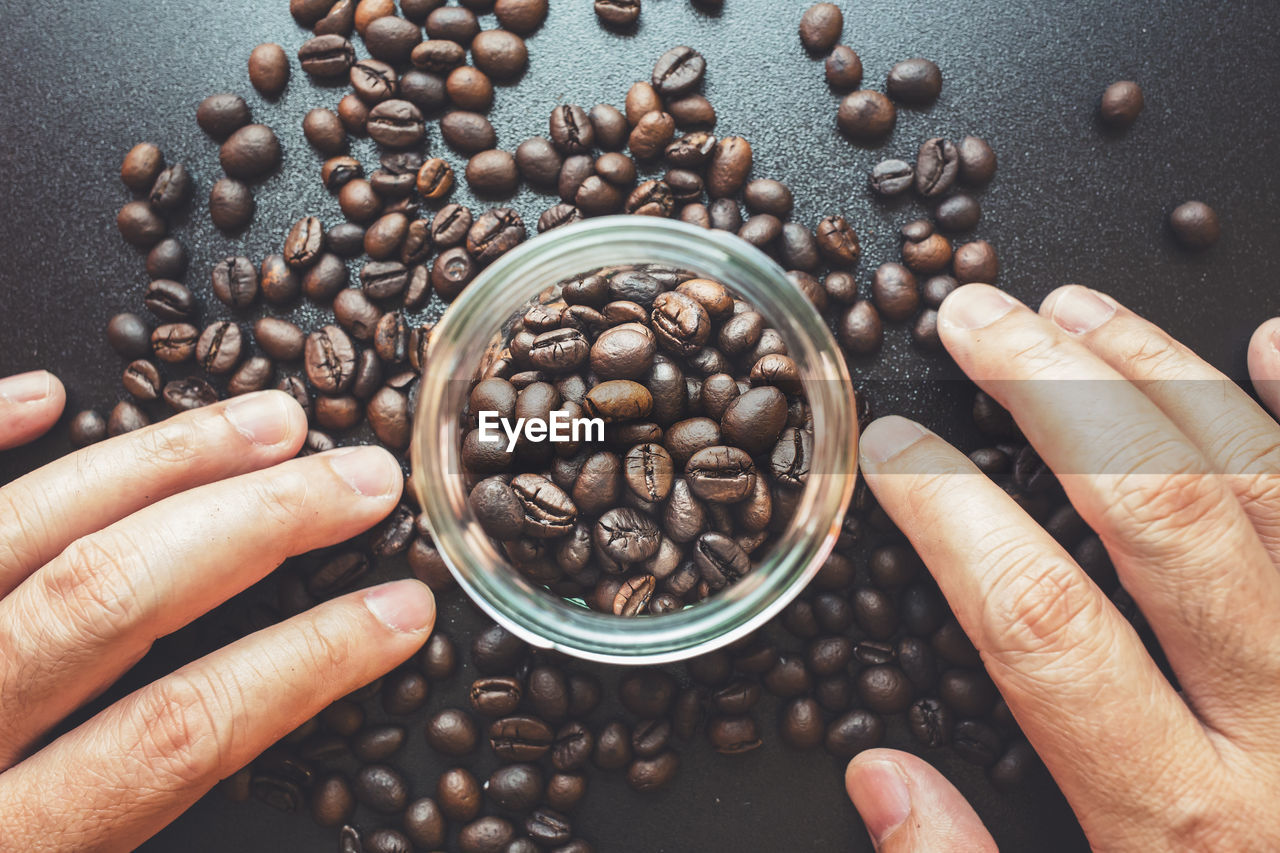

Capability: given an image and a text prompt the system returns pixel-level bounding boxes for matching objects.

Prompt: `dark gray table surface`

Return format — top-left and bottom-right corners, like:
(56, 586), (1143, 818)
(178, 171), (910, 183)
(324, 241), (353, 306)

(2, 0), (1277, 850)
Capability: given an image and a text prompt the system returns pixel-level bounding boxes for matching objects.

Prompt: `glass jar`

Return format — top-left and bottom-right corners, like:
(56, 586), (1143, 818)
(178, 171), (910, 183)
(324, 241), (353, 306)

(411, 216), (856, 664)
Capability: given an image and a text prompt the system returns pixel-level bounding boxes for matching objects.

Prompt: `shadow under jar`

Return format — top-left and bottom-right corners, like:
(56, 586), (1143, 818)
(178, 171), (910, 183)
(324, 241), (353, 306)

(413, 217), (856, 664)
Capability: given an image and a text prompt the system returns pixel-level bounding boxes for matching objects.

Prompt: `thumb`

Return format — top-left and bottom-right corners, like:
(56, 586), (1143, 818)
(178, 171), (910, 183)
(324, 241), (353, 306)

(846, 749), (998, 852)
(1247, 317), (1280, 419)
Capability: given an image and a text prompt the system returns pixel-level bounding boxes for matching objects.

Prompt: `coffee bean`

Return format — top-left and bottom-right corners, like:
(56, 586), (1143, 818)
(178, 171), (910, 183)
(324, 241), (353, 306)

(908, 697), (953, 747)
(685, 445), (754, 503)
(402, 798), (446, 849)
(116, 200), (166, 247)
(629, 112), (676, 160)
(707, 136), (752, 198)
(148, 164), (191, 213)
(438, 767), (483, 821)
(220, 124), (280, 179)
(780, 697), (824, 750)
(354, 765), (409, 814)
(720, 386), (786, 454)
(588, 103), (629, 150)
(837, 90), (895, 143)
(1169, 200), (1220, 250)
(953, 719), (1003, 766)
(412, 39), (465, 75)
(594, 0), (640, 27)
(915, 137), (959, 197)
(486, 763), (543, 812)
(367, 100), (425, 148)
(426, 708), (479, 755)
(799, 3), (842, 53)
(1099, 80), (1143, 129)
(618, 668), (676, 717)
(489, 715), (554, 761)
(366, 15), (423, 64)
(448, 65), (494, 112)
(70, 410), (107, 447)
(426, 6), (481, 43)
(249, 43), (290, 96)
(887, 58), (942, 105)
(515, 137), (563, 189)
(310, 773), (356, 827)
(708, 715), (762, 753)
(471, 29), (528, 81)
(467, 206), (526, 264)
(107, 401), (150, 436)
(869, 158), (914, 196)
(743, 179), (793, 217)
(227, 357), (275, 395)
(121, 142), (164, 193)
(666, 93), (716, 129)
(825, 45), (863, 91)
(957, 135), (997, 186)
(939, 668), (998, 717)
(467, 149), (519, 197)
(935, 193), (981, 232)
(652, 46), (705, 97)
(495, 0), (548, 34)
(316, 0), (356, 36)
(209, 178), (254, 231)
(146, 238), (188, 280)
(824, 709), (884, 759)
(211, 255), (259, 309)
(953, 240), (999, 283)
(106, 313), (151, 358)
(299, 34), (356, 78)
(195, 321), (243, 374)
(838, 300), (882, 355)
(871, 262), (919, 321)
(814, 214), (861, 267)
(305, 325), (357, 394)
(160, 377), (216, 412)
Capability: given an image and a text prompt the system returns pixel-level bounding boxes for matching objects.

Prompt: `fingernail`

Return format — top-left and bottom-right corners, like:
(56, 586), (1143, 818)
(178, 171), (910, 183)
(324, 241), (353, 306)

(860, 416), (929, 465)
(1049, 286), (1116, 335)
(941, 286), (1017, 330)
(0, 370), (52, 404)
(848, 759), (912, 846)
(224, 391), (293, 445)
(327, 446), (401, 497)
(364, 580), (436, 633)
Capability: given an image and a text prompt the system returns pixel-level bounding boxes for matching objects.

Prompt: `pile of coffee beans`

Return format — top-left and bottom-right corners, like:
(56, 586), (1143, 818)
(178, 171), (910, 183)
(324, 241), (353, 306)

(69, 1), (1215, 850)
(462, 266), (813, 616)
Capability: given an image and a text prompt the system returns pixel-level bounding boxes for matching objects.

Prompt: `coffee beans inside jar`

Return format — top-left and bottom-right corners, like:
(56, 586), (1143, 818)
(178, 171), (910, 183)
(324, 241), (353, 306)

(460, 265), (813, 617)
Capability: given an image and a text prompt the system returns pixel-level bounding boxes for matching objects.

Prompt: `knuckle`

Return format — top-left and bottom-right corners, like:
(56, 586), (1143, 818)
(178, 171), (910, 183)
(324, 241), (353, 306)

(132, 674), (232, 790)
(134, 416), (206, 468)
(1116, 334), (1187, 381)
(1103, 468), (1232, 544)
(46, 533), (147, 643)
(247, 469), (318, 533)
(980, 536), (1103, 657)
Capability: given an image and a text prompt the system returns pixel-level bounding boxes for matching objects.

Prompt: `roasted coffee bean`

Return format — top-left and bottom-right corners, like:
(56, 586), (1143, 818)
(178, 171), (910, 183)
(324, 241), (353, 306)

(548, 104), (596, 155)
(887, 57), (942, 105)
(321, 156), (363, 192)
(467, 207), (526, 264)
(107, 312), (152, 358)
(441, 110), (498, 153)
(594, 0), (640, 27)
(869, 158), (914, 196)
(651, 46), (705, 97)
(712, 680), (760, 714)
(299, 34), (356, 77)
(707, 136), (752, 198)
(611, 574), (655, 615)
(1169, 200), (1220, 250)
(780, 697), (824, 750)
(953, 719), (1003, 766)
(935, 193), (981, 233)
(426, 708), (480, 755)
(367, 100), (425, 148)
(412, 38), (465, 73)
(300, 254), (346, 302)
(402, 798), (446, 849)
(824, 709), (884, 759)
(365, 15), (422, 64)
(857, 665), (913, 714)
(195, 321), (243, 374)
(337, 92), (371, 134)
(628, 112), (676, 160)
(490, 715), (554, 761)
(281, 216), (324, 270)
(922, 274), (958, 308)
(148, 164), (191, 213)
(815, 215), (861, 267)
(708, 715), (762, 754)
(525, 808), (574, 847)
(426, 6), (481, 43)
(466, 149), (519, 197)
(162, 377), (217, 412)
(349, 723), (405, 762)
(742, 179), (793, 218)
(617, 668), (676, 718)
(494, 0), (548, 33)
(311, 773), (356, 827)
(1099, 80), (1144, 129)
(209, 256), (257, 309)
(227, 356), (274, 396)
(314, 0), (355, 37)
(305, 325), (357, 393)
(957, 135), (997, 186)
(799, 2), (842, 53)
(486, 763), (543, 812)
(853, 587), (899, 638)
(470, 675), (523, 716)
(151, 322), (198, 363)
(667, 93), (716, 129)
(354, 765), (409, 814)
(471, 29), (528, 81)
(432, 203), (472, 245)
(302, 108), (346, 155)
(915, 137), (959, 197)
(121, 142), (164, 192)
(953, 239), (999, 283)
(825, 45), (863, 91)
(122, 359), (162, 401)
(837, 90), (895, 143)
(685, 446), (755, 503)
(248, 42), (289, 96)
(382, 668), (431, 715)
(510, 473), (576, 537)
(515, 137), (563, 189)
(693, 531), (750, 590)
(116, 200), (166, 247)
(721, 386), (787, 454)
(398, 68), (448, 112)
(146, 238), (189, 281)
(220, 124), (280, 179)
(939, 668), (998, 717)
(209, 178), (254, 231)
(838, 300), (883, 355)
(666, 131), (717, 169)
(738, 214), (782, 249)
(438, 767), (483, 821)
(871, 262), (920, 321)
(107, 401), (150, 436)
(593, 507), (660, 563)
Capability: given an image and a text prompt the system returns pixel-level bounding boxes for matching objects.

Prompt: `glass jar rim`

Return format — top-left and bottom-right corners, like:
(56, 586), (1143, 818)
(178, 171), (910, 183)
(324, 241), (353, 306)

(411, 216), (856, 665)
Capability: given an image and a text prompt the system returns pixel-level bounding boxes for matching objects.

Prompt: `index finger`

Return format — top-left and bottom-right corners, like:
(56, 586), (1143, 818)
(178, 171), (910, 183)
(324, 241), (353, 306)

(858, 415), (1213, 841)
